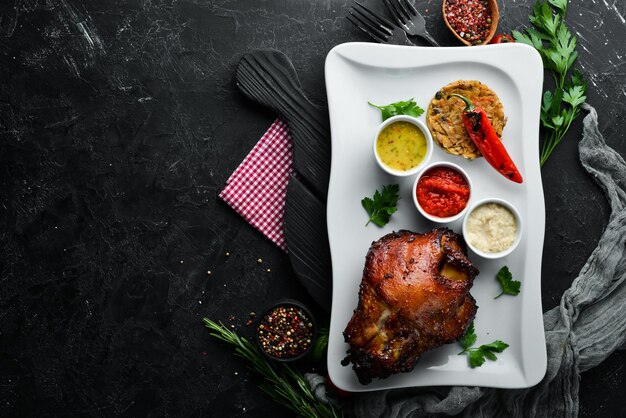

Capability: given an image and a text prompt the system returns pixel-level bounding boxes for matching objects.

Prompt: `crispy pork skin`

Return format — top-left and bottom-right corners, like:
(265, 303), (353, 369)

(342, 228), (479, 384)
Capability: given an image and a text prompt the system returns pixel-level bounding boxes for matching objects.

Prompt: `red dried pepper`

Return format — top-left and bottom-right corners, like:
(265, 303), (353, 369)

(450, 93), (523, 183)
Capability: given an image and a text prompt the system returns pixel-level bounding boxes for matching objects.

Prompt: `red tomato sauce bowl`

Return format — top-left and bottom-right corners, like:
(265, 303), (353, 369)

(412, 162), (472, 222)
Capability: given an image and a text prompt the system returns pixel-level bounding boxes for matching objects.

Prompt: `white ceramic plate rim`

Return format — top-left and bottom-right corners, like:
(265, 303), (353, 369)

(325, 42), (546, 392)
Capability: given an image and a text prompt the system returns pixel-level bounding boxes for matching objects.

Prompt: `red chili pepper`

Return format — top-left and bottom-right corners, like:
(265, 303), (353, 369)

(450, 94), (523, 183)
(490, 34), (515, 44)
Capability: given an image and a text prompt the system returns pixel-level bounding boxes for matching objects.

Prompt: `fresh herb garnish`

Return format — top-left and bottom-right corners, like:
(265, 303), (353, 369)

(494, 266), (521, 299)
(458, 322), (477, 351)
(512, 0), (587, 166)
(368, 98), (425, 121)
(361, 184), (400, 227)
(458, 322), (509, 368)
(465, 341), (510, 368)
(203, 319), (342, 418)
(310, 327), (329, 363)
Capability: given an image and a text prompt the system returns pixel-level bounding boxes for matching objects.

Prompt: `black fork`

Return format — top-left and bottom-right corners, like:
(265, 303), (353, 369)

(383, 0), (439, 46)
(347, 1), (414, 46)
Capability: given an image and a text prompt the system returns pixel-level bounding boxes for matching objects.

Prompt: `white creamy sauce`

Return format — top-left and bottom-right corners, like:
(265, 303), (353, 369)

(466, 203), (517, 253)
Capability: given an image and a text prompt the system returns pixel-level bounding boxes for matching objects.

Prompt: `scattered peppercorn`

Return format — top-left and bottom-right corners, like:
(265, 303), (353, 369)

(257, 305), (314, 359)
(445, 0), (492, 45)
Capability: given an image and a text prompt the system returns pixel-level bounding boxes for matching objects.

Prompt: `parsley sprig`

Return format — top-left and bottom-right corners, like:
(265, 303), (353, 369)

(494, 266), (521, 299)
(203, 319), (342, 418)
(458, 322), (509, 368)
(368, 99), (425, 121)
(361, 184), (400, 227)
(512, 0), (587, 166)
(458, 322), (477, 349)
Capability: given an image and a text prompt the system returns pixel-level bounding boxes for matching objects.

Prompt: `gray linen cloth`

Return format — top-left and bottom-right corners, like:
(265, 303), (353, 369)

(309, 104), (626, 417)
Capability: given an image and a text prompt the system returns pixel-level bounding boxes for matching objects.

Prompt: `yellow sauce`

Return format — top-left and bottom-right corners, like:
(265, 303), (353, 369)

(376, 121), (427, 171)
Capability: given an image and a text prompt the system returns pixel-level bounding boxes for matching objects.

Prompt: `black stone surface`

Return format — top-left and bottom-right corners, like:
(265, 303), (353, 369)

(0, 0), (624, 417)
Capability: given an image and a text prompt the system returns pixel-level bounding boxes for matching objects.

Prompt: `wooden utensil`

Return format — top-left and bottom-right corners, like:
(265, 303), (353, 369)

(442, 0), (499, 46)
(235, 50), (332, 311)
(236, 51), (331, 199)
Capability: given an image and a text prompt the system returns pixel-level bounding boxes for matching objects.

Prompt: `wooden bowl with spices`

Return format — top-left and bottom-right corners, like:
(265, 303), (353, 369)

(256, 299), (316, 362)
(442, 0), (499, 46)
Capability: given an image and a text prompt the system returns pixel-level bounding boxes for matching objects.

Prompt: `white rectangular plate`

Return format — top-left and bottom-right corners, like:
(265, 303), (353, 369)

(325, 43), (546, 392)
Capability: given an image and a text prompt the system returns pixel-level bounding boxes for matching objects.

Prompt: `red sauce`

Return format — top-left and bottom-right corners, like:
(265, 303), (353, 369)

(417, 167), (470, 217)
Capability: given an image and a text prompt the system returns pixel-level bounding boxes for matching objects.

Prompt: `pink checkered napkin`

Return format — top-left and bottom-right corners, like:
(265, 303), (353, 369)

(219, 118), (293, 252)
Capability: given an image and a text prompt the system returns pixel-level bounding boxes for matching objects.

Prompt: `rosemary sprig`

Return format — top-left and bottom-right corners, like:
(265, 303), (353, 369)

(513, 0), (587, 166)
(203, 318), (342, 418)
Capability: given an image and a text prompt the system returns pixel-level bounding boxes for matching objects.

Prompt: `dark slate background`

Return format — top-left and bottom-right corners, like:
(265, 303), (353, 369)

(1, 0), (624, 416)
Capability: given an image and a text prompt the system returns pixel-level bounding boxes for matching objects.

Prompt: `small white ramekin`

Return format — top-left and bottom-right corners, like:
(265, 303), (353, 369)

(412, 161), (472, 223)
(462, 197), (523, 259)
(373, 115), (433, 177)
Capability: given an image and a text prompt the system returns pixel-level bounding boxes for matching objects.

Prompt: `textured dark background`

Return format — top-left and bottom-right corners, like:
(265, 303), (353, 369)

(1, 0), (625, 416)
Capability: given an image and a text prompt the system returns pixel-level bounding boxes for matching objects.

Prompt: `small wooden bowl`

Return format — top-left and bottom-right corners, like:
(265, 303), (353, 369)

(442, 0), (499, 46)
